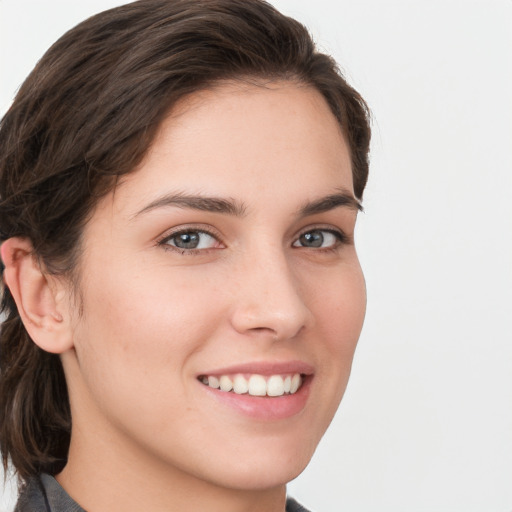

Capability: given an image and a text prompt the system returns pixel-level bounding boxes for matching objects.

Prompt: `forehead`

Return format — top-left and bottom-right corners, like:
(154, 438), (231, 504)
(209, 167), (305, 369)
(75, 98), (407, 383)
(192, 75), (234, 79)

(100, 81), (353, 219)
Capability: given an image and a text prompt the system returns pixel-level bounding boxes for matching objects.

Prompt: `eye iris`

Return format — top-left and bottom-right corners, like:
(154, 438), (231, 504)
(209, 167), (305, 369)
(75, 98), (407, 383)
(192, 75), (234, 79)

(174, 232), (200, 249)
(300, 231), (324, 247)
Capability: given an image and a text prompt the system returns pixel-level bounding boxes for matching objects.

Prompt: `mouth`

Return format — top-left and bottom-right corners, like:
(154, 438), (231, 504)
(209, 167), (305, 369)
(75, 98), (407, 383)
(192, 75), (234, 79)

(198, 373), (305, 397)
(196, 362), (313, 420)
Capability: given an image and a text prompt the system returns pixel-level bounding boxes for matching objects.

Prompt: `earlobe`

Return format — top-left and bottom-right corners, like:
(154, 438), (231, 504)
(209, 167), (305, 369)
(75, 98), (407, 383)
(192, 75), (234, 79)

(1, 237), (74, 354)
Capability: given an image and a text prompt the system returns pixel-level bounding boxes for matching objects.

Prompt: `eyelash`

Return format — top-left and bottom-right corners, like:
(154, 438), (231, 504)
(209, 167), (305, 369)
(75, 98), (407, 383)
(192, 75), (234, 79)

(294, 227), (350, 251)
(157, 225), (349, 255)
(157, 225), (221, 255)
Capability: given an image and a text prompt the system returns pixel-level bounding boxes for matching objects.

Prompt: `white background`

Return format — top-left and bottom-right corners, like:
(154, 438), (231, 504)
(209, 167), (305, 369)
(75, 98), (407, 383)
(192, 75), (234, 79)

(1, 1), (511, 511)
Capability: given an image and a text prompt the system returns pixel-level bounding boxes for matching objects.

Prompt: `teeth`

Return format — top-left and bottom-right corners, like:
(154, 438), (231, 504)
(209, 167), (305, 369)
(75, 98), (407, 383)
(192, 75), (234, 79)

(208, 376), (220, 389)
(202, 373), (303, 397)
(233, 374), (249, 394)
(290, 374), (301, 394)
(267, 375), (286, 397)
(219, 375), (233, 392)
(283, 376), (291, 393)
(248, 375), (267, 396)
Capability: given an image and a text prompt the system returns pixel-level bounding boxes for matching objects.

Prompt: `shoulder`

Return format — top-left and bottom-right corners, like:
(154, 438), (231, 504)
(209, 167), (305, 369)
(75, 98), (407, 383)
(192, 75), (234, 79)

(16, 477), (308, 512)
(14, 476), (48, 512)
(286, 496), (313, 512)
(14, 474), (85, 512)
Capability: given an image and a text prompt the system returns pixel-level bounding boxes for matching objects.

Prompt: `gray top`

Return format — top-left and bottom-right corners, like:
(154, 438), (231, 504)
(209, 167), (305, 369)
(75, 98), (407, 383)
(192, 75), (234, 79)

(14, 474), (311, 512)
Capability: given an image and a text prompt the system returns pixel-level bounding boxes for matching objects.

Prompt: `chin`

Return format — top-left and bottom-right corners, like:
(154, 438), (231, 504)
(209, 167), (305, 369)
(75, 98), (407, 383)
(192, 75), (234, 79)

(195, 429), (321, 491)
(209, 454), (311, 491)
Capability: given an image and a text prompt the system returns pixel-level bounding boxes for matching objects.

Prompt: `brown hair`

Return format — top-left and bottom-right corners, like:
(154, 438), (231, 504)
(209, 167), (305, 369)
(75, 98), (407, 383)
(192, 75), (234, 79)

(0, 0), (370, 481)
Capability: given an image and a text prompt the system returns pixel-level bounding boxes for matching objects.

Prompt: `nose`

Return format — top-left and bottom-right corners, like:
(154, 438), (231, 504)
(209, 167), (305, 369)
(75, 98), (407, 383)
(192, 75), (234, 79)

(230, 250), (312, 341)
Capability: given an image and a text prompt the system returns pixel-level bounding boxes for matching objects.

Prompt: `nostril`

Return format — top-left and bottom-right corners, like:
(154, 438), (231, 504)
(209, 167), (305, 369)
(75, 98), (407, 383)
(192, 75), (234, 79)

(251, 327), (274, 334)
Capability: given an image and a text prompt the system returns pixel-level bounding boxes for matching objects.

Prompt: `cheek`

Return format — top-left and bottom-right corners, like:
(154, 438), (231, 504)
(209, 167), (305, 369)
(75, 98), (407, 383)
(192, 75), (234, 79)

(68, 266), (228, 451)
(71, 261), (224, 397)
(310, 260), (366, 351)
(306, 261), (366, 406)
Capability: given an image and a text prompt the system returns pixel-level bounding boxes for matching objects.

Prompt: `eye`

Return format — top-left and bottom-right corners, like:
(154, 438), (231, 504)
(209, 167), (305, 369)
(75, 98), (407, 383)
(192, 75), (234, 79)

(292, 229), (344, 249)
(160, 229), (220, 251)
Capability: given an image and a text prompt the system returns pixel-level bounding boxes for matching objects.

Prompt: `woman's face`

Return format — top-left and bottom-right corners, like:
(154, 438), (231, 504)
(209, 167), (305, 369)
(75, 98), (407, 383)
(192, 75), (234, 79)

(62, 82), (366, 491)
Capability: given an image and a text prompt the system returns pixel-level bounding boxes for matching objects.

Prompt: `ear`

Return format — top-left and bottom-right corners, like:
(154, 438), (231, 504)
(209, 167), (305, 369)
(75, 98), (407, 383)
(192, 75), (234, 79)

(1, 237), (74, 354)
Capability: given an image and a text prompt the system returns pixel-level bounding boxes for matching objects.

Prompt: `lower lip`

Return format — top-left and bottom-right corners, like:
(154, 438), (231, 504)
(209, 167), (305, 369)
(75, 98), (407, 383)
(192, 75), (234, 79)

(199, 376), (312, 421)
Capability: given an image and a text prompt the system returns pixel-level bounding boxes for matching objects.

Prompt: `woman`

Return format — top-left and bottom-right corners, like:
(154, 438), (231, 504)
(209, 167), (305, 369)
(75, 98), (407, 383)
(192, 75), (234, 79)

(0, 0), (371, 510)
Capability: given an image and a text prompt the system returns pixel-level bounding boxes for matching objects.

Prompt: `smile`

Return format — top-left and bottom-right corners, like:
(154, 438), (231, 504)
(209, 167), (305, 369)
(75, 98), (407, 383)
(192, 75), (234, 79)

(199, 373), (303, 397)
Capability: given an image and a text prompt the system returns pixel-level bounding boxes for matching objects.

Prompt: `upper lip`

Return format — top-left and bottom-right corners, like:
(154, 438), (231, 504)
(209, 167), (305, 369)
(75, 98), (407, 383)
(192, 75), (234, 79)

(198, 360), (314, 377)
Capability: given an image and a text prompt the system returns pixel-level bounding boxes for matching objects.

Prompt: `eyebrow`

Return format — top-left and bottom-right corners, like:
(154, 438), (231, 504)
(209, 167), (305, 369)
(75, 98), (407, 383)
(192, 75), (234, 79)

(299, 191), (363, 216)
(132, 193), (247, 218)
(132, 189), (361, 219)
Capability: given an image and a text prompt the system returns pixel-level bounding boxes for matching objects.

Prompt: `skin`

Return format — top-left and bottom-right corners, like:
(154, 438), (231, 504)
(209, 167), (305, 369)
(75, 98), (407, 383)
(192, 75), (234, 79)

(2, 81), (366, 512)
